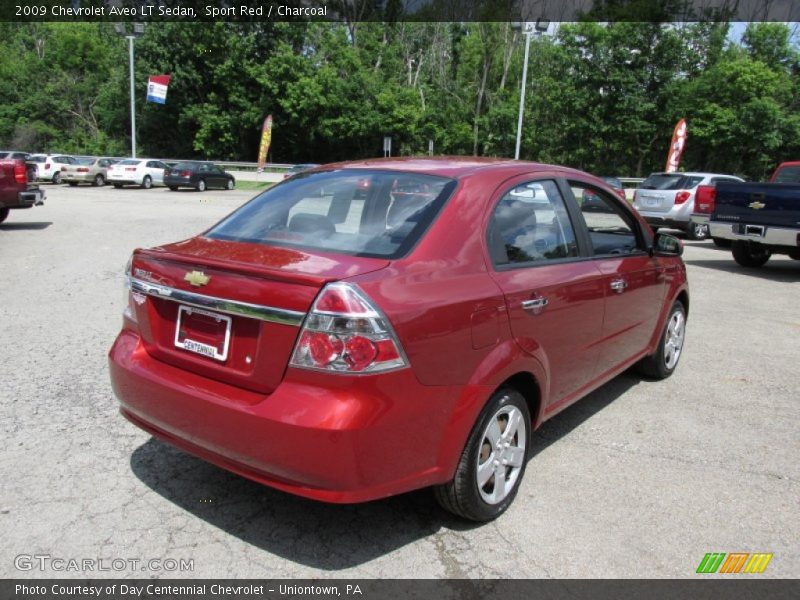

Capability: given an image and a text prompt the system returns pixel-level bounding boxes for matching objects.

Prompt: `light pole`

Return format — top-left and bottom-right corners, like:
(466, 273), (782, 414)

(513, 19), (550, 160)
(114, 23), (145, 158)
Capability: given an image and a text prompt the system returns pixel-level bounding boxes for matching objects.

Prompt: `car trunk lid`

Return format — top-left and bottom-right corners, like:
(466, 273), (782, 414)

(129, 237), (389, 394)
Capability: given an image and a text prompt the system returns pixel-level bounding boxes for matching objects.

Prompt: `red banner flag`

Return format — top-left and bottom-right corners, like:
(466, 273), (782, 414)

(257, 115), (273, 169)
(665, 119), (687, 173)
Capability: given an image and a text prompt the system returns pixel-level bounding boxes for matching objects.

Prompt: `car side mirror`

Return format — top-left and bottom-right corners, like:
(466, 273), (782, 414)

(652, 232), (683, 257)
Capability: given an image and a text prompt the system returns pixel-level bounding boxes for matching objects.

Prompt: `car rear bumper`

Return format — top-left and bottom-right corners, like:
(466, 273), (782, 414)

(109, 329), (485, 503)
(638, 214), (690, 230)
(108, 178), (141, 186)
(709, 222), (800, 247)
(690, 214), (709, 226)
(63, 173), (96, 183)
(16, 188), (45, 208)
(163, 176), (193, 187)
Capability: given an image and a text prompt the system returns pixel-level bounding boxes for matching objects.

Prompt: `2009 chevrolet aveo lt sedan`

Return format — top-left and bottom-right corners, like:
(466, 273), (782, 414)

(109, 158), (688, 521)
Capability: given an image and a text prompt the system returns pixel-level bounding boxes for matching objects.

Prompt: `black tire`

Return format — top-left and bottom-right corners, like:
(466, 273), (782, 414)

(637, 300), (686, 380)
(168, 186), (178, 191)
(68, 182), (78, 187)
(434, 388), (530, 522)
(226, 178), (235, 190)
(196, 179), (206, 192)
(94, 174), (105, 187)
(52, 172), (62, 185)
(113, 183), (123, 189)
(731, 241), (771, 268)
(712, 237), (731, 248)
(688, 222), (708, 241)
(0, 207), (9, 224)
(141, 175), (152, 190)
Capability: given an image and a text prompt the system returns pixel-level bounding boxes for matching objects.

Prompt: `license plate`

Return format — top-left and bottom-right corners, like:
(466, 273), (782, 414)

(174, 305), (231, 361)
(642, 197), (661, 207)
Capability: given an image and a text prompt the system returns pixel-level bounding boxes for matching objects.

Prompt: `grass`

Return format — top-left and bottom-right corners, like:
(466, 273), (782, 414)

(234, 181), (275, 191)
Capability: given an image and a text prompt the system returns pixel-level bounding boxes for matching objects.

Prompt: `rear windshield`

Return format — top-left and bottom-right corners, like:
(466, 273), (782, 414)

(640, 173), (703, 190)
(28, 155), (45, 163)
(208, 169), (456, 259)
(117, 159), (140, 166)
(0, 152), (8, 159)
(173, 161), (199, 170)
(772, 165), (800, 184)
(75, 157), (95, 165)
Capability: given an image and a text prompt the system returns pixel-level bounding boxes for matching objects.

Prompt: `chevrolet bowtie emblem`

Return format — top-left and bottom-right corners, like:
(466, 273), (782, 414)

(748, 201), (766, 210)
(184, 270), (210, 287)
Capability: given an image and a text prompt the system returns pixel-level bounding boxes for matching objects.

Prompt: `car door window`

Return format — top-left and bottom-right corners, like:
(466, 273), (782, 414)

(488, 180), (579, 266)
(571, 182), (642, 256)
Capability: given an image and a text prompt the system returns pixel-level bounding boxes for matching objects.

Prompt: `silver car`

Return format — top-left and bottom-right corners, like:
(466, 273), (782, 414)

(633, 171), (744, 239)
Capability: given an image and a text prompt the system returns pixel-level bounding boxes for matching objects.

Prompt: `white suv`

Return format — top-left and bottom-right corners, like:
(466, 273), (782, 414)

(27, 154), (77, 184)
(633, 172), (744, 239)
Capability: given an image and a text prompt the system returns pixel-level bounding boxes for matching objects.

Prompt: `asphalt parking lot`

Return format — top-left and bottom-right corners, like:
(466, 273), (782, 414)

(1, 184), (797, 579)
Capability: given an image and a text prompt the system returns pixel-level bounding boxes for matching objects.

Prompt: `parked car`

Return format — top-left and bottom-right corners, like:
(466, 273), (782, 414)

(707, 161), (800, 268)
(61, 157), (117, 187)
(109, 158), (688, 522)
(107, 158), (169, 189)
(0, 158), (45, 223)
(164, 161), (236, 191)
(0, 150), (30, 160)
(26, 154), (77, 184)
(282, 163), (320, 179)
(633, 171), (744, 240)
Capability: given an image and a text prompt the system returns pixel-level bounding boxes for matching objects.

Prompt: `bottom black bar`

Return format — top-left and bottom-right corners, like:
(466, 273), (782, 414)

(1, 579), (798, 600)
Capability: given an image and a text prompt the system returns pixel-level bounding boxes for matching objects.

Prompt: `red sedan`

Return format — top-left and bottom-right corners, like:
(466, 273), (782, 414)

(109, 158), (688, 521)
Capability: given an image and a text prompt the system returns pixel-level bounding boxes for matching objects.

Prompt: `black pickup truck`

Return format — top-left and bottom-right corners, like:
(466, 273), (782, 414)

(0, 158), (44, 224)
(707, 162), (800, 267)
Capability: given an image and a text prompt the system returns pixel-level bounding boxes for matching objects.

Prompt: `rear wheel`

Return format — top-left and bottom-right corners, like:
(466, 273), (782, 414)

(141, 175), (152, 189)
(712, 237), (731, 248)
(68, 182), (78, 187)
(732, 241), (771, 268)
(226, 178), (235, 190)
(168, 186), (178, 191)
(94, 174), (105, 187)
(196, 179), (206, 192)
(113, 183), (123, 189)
(52, 172), (62, 185)
(0, 208), (9, 224)
(637, 300), (686, 380)
(434, 388), (530, 521)
(688, 222), (708, 240)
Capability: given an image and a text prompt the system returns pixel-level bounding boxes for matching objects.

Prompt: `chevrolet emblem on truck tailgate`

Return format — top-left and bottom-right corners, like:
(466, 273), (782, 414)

(748, 201), (766, 210)
(184, 270), (210, 287)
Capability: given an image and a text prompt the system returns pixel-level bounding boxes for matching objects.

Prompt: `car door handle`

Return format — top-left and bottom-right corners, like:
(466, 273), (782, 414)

(610, 279), (628, 293)
(521, 297), (548, 311)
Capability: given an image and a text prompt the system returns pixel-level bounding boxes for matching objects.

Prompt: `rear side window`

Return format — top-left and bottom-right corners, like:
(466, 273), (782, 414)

(640, 173), (703, 190)
(488, 180), (579, 266)
(208, 169), (456, 259)
(28, 156), (45, 163)
(772, 165), (800, 184)
(118, 159), (140, 166)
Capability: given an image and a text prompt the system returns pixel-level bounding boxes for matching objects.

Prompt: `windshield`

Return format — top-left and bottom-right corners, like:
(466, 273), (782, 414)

(772, 165), (800, 184)
(208, 169), (456, 259)
(640, 173), (703, 190)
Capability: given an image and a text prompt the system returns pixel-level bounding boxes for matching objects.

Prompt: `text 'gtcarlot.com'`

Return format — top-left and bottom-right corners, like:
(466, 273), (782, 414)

(13, 554), (194, 572)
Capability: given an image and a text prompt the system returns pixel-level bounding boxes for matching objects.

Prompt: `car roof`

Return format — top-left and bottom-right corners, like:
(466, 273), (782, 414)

(315, 156), (593, 181)
(647, 171), (741, 178)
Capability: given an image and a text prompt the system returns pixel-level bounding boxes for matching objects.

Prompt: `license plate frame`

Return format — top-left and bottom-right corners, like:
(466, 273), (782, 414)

(174, 305), (232, 362)
(642, 197), (661, 208)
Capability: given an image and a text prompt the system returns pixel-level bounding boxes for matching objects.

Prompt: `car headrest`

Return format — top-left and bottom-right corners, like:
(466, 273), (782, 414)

(288, 213), (336, 235)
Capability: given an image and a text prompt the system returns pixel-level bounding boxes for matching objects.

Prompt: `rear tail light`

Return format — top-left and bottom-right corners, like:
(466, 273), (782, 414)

(125, 167), (137, 172)
(180, 170), (192, 177)
(674, 191), (691, 205)
(615, 188), (627, 201)
(122, 257), (139, 329)
(694, 185), (716, 214)
(290, 282), (408, 373)
(77, 167), (89, 173)
(45, 163), (51, 170)
(13, 160), (26, 184)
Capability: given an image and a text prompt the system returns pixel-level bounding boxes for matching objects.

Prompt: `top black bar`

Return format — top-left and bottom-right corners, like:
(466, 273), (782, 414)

(2, 0), (799, 22)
